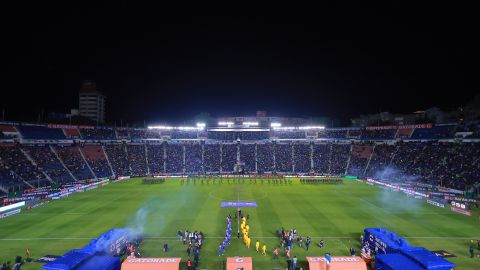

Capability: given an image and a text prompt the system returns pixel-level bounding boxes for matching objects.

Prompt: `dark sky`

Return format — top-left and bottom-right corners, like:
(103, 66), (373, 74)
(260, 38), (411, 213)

(4, 4), (479, 125)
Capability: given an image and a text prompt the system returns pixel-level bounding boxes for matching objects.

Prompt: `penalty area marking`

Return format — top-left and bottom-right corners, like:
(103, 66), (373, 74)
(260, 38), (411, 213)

(1, 236), (479, 241)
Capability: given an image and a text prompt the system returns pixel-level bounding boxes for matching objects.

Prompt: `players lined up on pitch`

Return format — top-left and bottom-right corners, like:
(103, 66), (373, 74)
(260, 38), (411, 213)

(218, 215), (233, 256)
(176, 229), (204, 267)
(180, 177), (293, 185)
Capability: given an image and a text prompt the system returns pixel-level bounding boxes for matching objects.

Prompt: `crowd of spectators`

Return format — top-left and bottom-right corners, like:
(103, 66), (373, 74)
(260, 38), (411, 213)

(221, 144), (237, 172)
(80, 128), (116, 140)
(347, 144), (374, 176)
(346, 129), (362, 139)
(104, 144), (131, 177)
(204, 144), (221, 172)
(364, 144), (396, 178)
(147, 144), (164, 175)
(410, 125), (456, 140)
(25, 146), (73, 183)
(130, 129), (162, 140)
(207, 131), (270, 141)
(127, 144), (148, 176)
(293, 143), (311, 173)
(313, 144), (331, 174)
(239, 144), (256, 173)
(171, 131), (198, 140)
(0, 144), (45, 186)
(165, 143), (184, 173)
(329, 144), (350, 175)
(257, 143), (274, 172)
(275, 143), (293, 172)
(2, 137), (480, 191)
(272, 131), (306, 139)
(80, 145), (112, 178)
(318, 129), (348, 139)
(361, 129), (396, 140)
(185, 142), (203, 173)
(55, 146), (94, 180)
(116, 129), (130, 139)
(392, 142), (480, 190)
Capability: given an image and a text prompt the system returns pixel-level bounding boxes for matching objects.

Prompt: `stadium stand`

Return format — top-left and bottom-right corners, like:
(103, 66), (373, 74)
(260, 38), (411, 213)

(275, 143), (293, 172)
(346, 129), (362, 139)
(126, 144), (148, 176)
(185, 142), (203, 173)
(273, 131), (306, 139)
(361, 129), (397, 140)
(2, 121), (480, 192)
(146, 144), (164, 175)
(165, 143), (184, 173)
(319, 129), (348, 139)
(116, 129), (130, 139)
(239, 143), (256, 173)
(104, 144), (130, 176)
(410, 125), (456, 139)
(204, 143), (221, 173)
(221, 143), (237, 172)
(0, 125), (16, 133)
(347, 144), (374, 177)
(80, 128), (116, 140)
(364, 144), (396, 178)
(208, 131), (235, 141)
(257, 143), (274, 173)
(330, 144), (350, 175)
(0, 125), (17, 139)
(396, 128), (414, 139)
(0, 144), (47, 186)
(63, 127), (81, 138)
(131, 129), (161, 139)
(24, 145), (74, 183)
(390, 142), (425, 181)
(55, 146), (95, 180)
(208, 131), (270, 141)
(17, 125), (66, 140)
(293, 143), (311, 173)
(171, 131), (198, 139)
(313, 143), (331, 174)
(80, 145), (112, 178)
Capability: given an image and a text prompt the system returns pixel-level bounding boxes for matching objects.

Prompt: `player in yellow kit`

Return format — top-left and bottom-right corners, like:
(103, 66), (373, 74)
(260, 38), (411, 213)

(255, 240), (260, 253)
(262, 244), (267, 255)
(246, 237), (251, 248)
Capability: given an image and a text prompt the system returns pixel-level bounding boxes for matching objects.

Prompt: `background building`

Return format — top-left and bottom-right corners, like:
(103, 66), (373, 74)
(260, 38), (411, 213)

(78, 80), (106, 124)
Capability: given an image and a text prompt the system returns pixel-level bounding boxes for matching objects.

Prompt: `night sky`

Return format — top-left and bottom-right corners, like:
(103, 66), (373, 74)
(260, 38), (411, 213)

(4, 4), (479, 125)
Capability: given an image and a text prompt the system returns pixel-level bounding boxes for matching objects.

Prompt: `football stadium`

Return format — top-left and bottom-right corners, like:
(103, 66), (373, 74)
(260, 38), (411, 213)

(0, 121), (479, 270)
(3, 5), (480, 270)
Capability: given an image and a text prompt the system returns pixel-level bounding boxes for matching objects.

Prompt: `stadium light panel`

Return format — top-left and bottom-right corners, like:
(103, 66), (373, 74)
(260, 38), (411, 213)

(273, 126), (295, 130)
(178, 126), (200, 130)
(218, 121), (234, 126)
(270, 122), (282, 127)
(209, 128), (268, 131)
(243, 121), (259, 126)
(299, 126), (325, 130)
(196, 123), (206, 128)
(148, 125), (174, 130)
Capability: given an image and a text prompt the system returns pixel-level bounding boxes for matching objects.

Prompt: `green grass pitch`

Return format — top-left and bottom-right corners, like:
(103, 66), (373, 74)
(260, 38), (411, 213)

(0, 178), (479, 269)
